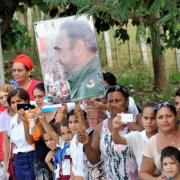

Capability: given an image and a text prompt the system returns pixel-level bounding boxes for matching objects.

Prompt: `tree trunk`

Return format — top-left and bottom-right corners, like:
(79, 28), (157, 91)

(1, 0), (20, 36)
(126, 26), (132, 67)
(139, 35), (149, 66)
(112, 26), (120, 67)
(150, 26), (169, 91)
(104, 31), (113, 67)
(175, 48), (180, 72)
(0, 27), (5, 85)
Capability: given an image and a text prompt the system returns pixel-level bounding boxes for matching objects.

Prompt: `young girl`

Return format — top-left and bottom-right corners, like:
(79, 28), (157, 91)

(7, 88), (35, 180)
(0, 84), (15, 180)
(112, 103), (158, 169)
(161, 146), (180, 180)
(37, 110), (73, 180)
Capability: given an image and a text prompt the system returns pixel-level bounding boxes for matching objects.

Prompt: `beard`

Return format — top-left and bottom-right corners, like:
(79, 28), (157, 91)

(57, 59), (77, 81)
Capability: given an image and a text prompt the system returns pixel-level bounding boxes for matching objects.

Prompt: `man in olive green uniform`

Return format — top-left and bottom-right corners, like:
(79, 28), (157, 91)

(54, 17), (105, 102)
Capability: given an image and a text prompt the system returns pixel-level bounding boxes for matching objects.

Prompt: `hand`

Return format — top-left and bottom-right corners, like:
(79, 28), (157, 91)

(87, 99), (107, 110)
(45, 151), (55, 163)
(77, 129), (89, 145)
(56, 105), (67, 114)
(36, 109), (45, 121)
(18, 109), (27, 122)
(112, 114), (123, 130)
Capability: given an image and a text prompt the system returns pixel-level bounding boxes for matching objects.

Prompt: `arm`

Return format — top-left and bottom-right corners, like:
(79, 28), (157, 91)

(74, 102), (89, 130)
(37, 111), (59, 144)
(18, 109), (34, 145)
(23, 120), (34, 145)
(55, 105), (67, 123)
(45, 151), (55, 172)
(2, 132), (10, 174)
(78, 124), (102, 164)
(112, 116), (127, 145)
(139, 156), (156, 180)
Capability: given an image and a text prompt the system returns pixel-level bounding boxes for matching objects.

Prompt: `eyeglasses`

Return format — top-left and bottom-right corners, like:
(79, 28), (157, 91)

(153, 102), (174, 111)
(106, 85), (128, 95)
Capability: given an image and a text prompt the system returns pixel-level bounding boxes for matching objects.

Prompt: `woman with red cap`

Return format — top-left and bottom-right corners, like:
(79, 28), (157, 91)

(11, 54), (41, 101)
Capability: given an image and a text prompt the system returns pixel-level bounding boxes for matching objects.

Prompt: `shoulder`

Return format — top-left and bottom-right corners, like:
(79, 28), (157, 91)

(30, 80), (42, 86)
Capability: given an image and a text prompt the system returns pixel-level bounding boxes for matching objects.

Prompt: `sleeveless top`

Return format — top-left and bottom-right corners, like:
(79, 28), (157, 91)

(84, 130), (106, 180)
(100, 119), (138, 180)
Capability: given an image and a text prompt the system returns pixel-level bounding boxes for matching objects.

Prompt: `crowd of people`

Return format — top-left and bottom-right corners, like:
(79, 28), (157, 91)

(0, 56), (179, 179)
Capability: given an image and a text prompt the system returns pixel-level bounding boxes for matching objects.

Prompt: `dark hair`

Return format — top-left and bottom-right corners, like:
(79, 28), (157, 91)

(175, 88), (180, 96)
(161, 146), (180, 165)
(154, 102), (177, 117)
(103, 72), (117, 86)
(7, 88), (30, 105)
(105, 85), (129, 100)
(60, 118), (69, 127)
(67, 109), (87, 121)
(33, 83), (45, 94)
(142, 102), (155, 114)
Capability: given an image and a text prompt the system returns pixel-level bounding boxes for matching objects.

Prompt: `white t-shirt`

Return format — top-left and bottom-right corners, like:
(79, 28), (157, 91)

(10, 114), (34, 154)
(70, 134), (84, 177)
(125, 130), (148, 169)
(0, 109), (13, 136)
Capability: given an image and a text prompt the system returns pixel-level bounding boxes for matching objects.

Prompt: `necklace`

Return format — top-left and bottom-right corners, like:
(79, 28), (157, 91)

(160, 128), (179, 145)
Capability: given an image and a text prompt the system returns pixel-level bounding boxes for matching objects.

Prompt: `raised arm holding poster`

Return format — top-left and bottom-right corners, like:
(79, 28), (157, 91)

(34, 15), (105, 104)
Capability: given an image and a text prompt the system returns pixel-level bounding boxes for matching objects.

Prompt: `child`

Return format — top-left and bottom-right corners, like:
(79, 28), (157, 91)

(38, 111), (73, 180)
(161, 146), (180, 180)
(112, 103), (158, 169)
(68, 108), (87, 180)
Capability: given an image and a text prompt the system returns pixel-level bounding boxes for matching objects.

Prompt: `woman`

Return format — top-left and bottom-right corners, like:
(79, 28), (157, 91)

(7, 88), (35, 180)
(139, 102), (180, 180)
(11, 54), (41, 101)
(78, 85), (138, 179)
(0, 84), (15, 180)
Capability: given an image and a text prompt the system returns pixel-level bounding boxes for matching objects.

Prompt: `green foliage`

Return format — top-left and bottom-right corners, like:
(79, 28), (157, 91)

(2, 20), (31, 50)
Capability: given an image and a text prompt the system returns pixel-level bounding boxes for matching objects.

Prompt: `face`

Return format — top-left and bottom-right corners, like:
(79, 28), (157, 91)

(68, 114), (79, 134)
(10, 95), (28, 113)
(175, 96), (180, 118)
(12, 62), (30, 83)
(33, 89), (45, 108)
(54, 29), (78, 80)
(162, 156), (180, 178)
(107, 91), (128, 116)
(87, 110), (105, 128)
(60, 126), (73, 144)
(142, 107), (157, 133)
(0, 91), (9, 107)
(156, 107), (177, 132)
(43, 133), (56, 151)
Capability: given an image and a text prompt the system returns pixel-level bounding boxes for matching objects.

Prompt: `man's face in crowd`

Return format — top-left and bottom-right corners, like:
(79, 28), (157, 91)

(54, 29), (78, 80)
(175, 95), (180, 118)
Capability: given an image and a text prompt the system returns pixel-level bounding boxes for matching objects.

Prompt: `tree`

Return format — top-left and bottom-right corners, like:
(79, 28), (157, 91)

(71, 0), (180, 91)
(0, 0), (179, 90)
(41, 0), (179, 91)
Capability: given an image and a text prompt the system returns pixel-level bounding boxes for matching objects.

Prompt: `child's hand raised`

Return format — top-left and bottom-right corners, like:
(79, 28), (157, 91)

(77, 128), (89, 145)
(45, 151), (55, 163)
